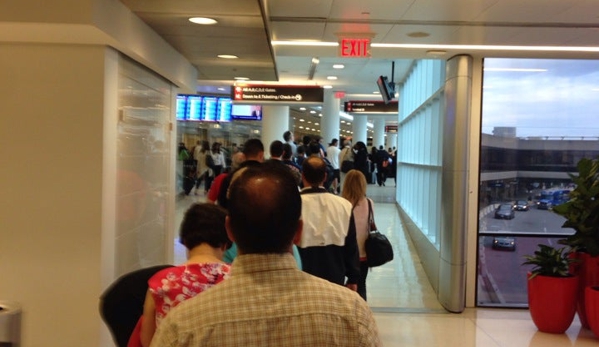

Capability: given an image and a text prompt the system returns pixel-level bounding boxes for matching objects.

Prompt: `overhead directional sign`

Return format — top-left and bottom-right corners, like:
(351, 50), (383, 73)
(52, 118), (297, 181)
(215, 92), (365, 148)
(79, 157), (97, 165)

(344, 100), (398, 114)
(385, 125), (398, 133)
(232, 84), (323, 105)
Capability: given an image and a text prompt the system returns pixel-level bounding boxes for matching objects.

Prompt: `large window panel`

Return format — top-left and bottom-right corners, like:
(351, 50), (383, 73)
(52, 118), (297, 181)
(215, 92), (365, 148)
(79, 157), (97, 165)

(477, 58), (599, 307)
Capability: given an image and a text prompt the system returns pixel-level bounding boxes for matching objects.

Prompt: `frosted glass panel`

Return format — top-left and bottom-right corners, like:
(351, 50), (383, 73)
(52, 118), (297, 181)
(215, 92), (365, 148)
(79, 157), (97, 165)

(115, 56), (172, 276)
(397, 59), (445, 247)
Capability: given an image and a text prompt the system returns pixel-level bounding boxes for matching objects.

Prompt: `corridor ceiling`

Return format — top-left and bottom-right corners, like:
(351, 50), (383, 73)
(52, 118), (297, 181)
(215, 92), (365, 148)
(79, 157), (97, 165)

(120, 0), (599, 106)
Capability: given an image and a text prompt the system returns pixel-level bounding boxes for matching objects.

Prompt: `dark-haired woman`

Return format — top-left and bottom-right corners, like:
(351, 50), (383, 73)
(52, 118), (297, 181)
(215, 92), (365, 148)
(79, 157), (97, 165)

(353, 141), (369, 181)
(135, 203), (231, 347)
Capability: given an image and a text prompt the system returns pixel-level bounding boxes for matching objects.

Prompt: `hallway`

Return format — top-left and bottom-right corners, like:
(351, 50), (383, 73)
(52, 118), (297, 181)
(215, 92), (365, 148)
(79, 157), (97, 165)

(174, 184), (597, 346)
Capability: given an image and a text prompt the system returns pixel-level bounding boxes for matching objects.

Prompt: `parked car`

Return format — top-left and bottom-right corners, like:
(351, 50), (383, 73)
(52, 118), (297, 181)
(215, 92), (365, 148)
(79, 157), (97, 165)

(494, 203), (515, 219)
(493, 236), (516, 251)
(514, 200), (529, 211)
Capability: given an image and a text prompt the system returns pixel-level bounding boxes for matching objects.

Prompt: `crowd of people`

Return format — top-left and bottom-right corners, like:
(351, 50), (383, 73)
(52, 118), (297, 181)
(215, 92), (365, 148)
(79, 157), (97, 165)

(109, 134), (394, 346)
(179, 133), (397, 198)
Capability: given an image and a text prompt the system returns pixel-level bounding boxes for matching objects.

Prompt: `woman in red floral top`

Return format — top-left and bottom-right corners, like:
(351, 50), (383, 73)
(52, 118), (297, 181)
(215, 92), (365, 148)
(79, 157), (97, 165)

(136, 203), (232, 347)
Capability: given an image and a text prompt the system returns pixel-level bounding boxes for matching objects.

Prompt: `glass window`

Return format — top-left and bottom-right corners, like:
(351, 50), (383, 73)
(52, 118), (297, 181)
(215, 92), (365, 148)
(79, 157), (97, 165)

(477, 58), (599, 307)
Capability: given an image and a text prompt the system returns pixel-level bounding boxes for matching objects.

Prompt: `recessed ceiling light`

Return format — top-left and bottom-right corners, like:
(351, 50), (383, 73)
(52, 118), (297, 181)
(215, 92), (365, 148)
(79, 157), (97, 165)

(327, 76), (338, 80)
(218, 54), (238, 59)
(234, 77), (249, 80)
(299, 107), (306, 111)
(189, 17), (218, 25)
(323, 85), (333, 89)
(333, 64), (345, 69)
(318, 113), (322, 117)
(310, 110), (316, 114)
(315, 123), (319, 125)
(299, 126), (304, 129)
(299, 119), (305, 122)
(407, 31), (430, 38)
(341, 120), (346, 123)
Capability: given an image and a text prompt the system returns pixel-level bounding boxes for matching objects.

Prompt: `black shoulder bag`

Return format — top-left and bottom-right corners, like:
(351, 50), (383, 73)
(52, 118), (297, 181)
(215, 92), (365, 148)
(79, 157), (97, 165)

(365, 200), (394, 267)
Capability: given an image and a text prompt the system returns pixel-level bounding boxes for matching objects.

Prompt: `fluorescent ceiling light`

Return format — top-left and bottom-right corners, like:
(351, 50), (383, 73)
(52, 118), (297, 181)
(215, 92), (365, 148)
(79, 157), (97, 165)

(189, 17), (217, 25)
(217, 87), (225, 91)
(299, 119), (305, 122)
(272, 41), (338, 47)
(218, 55), (238, 59)
(299, 107), (306, 111)
(333, 64), (345, 69)
(327, 76), (338, 80)
(323, 85), (333, 89)
(272, 40), (599, 53)
(372, 43), (599, 53)
(234, 77), (249, 80)
(310, 110), (316, 114)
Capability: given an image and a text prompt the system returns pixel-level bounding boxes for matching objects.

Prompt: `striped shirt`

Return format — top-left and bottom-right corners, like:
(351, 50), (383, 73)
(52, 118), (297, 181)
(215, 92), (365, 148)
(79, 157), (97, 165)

(150, 253), (381, 347)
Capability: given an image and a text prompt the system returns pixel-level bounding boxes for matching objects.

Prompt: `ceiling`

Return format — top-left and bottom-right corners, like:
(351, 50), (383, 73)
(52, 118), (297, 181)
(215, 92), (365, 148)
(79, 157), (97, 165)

(119, 0), (599, 132)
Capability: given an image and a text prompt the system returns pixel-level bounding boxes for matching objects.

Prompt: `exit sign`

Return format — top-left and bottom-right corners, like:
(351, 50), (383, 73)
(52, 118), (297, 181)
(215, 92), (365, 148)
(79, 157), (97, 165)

(339, 38), (371, 58)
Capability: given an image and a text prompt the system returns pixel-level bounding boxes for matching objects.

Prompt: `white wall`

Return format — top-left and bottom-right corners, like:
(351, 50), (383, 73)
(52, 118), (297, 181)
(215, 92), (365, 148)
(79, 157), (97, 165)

(0, 44), (106, 347)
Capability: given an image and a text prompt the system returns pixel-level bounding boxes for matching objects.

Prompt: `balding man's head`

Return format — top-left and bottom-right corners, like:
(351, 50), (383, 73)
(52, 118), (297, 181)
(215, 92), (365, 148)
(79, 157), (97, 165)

(302, 156), (327, 188)
(227, 162), (301, 254)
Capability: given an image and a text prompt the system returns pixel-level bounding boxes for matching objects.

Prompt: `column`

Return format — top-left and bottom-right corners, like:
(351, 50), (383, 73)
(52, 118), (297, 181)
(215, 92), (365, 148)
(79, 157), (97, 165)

(439, 54), (473, 313)
(388, 133), (398, 150)
(351, 115), (368, 145)
(262, 105), (290, 155)
(373, 118), (385, 148)
(321, 89), (340, 144)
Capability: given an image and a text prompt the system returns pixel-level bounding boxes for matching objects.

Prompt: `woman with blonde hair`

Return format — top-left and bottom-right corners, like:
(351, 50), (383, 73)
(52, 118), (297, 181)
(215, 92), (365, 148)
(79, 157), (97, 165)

(341, 169), (374, 300)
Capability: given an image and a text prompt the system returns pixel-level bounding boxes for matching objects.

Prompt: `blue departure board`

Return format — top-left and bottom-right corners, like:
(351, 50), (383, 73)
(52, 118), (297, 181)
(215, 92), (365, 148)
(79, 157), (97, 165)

(187, 95), (203, 121)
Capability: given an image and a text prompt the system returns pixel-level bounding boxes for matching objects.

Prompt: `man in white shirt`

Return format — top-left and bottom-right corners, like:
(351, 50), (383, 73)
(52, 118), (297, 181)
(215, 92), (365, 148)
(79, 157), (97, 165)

(326, 138), (341, 194)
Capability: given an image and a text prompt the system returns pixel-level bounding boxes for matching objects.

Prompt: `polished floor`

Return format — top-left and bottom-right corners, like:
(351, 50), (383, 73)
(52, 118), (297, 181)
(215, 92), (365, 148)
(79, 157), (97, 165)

(174, 182), (598, 347)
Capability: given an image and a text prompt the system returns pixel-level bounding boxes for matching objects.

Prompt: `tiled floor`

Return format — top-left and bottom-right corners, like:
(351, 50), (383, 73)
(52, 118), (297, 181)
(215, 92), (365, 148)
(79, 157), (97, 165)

(174, 183), (599, 346)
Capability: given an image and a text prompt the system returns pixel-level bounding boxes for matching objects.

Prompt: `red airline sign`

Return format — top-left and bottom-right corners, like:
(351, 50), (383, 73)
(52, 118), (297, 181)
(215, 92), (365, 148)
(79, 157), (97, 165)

(339, 38), (371, 58)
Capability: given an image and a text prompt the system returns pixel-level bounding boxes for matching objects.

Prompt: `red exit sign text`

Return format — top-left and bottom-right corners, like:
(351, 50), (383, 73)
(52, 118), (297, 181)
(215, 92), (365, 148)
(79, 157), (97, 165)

(339, 38), (371, 58)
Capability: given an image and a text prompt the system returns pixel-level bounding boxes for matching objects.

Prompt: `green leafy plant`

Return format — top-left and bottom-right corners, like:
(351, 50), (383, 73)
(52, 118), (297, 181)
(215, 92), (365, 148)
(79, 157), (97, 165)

(552, 158), (599, 256)
(523, 244), (575, 279)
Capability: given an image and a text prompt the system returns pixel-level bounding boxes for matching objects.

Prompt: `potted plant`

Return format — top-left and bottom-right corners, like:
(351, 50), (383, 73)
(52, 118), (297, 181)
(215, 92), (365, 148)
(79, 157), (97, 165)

(586, 286), (599, 337)
(523, 244), (579, 334)
(552, 157), (599, 328)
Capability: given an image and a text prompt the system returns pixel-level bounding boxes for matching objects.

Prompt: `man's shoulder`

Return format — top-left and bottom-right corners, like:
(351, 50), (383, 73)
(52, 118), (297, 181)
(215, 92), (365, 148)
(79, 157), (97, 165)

(301, 191), (352, 210)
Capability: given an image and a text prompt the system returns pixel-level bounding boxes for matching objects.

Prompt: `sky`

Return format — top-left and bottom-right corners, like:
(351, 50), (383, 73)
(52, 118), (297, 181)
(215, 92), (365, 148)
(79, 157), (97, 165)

(481, 58), (599, 138)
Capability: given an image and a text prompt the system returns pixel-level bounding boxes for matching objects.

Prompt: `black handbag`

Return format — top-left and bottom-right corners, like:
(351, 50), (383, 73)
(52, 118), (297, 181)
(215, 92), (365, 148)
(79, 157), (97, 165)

(341, 160), (354, 173)
(365, 200), (394, 267)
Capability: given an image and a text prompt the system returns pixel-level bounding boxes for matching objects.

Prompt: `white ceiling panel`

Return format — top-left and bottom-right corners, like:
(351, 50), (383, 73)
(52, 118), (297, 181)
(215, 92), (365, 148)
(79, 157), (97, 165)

(328, 0), (412, 21)
(383, 24), (461, 44)
(268, 0), (333, 17)
(270, 22), (327, 41)
(322, 23), (394, 43)
(556, 2), (599, 23)
(506, 27), (597, 46)
(476, 0), (580, 23)
(400, 0), (497, 21)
